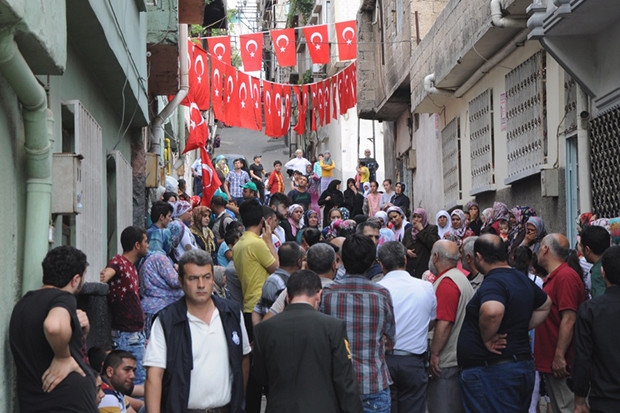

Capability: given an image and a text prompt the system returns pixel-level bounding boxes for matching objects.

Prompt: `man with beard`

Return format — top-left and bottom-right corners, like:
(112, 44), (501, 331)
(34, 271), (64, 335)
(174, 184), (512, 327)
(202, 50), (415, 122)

(99, 350), (141, 412)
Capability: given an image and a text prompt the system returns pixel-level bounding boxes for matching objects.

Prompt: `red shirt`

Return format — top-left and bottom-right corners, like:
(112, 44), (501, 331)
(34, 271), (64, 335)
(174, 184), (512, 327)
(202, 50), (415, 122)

(436, 277), (460, 323)
(106, 255), (144, 332)
(534, 262), (586, 373)
(267, 170), (284, 194)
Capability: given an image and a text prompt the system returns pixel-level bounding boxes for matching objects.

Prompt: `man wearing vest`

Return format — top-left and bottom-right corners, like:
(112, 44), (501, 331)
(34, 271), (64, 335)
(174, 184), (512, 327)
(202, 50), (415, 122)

(144, 249), (251, 413)
(427, 240), (474, 413)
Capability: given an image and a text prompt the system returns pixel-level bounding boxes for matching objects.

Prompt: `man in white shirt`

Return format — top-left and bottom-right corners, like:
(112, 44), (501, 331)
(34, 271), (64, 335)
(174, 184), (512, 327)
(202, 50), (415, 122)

(144, 250), (251, 413)
(378, 241), (437, 412)
(284, 149), (311, 178)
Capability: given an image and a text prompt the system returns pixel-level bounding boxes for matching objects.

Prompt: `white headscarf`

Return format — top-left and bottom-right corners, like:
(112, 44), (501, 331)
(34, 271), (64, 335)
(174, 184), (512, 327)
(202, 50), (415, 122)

(436, 210), (451, 238)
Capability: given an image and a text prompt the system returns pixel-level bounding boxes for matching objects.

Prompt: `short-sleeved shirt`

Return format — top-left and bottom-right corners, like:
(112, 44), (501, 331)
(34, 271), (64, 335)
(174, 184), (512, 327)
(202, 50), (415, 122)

(144, 308), (251, 410)
(9, 289), (98, 413)
(226, 170), (250, 198)
(359, 166), (370, 183)
(232, 231), (276, 313)
(99, 380), (130, 412)
(458, 267), (548, 367)
(249, 163), (264, 183)
(534, 262), (586, 373)
(253, 268), (290, 316)
(267, 171), (285, 194)
(105, 255), (144, 332)
(287, 189), (311, 211)
(435, 277), (460, 323)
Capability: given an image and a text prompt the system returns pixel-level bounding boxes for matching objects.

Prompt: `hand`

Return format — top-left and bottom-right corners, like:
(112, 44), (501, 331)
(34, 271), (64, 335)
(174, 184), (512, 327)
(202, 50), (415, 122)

(262, 220), (273, 239)
(429, 353), (441, 378)
(42, 356), (85, 393)
(413, 221), (424, 231)
(76, 309), (90, 337)
(325, 196), (331, 201)
(483, 333), (507, 355)
(552, 354), (570, 378)
(406, 249), (417, 258)
(574, 406), (590, 413)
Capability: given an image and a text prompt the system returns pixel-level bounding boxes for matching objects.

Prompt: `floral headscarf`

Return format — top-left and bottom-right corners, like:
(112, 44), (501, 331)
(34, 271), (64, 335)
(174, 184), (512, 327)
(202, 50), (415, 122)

(339, 207), (351, 220)
(172, 200), (192, 219)
(410, 207), (429, 242)
(481, 208), (493, 227)
(465, 201), (479, 213)
(509, 205), (537, 242)
(303, 210), (319, 228)
(323, 219), (357, 239)
(492, 202), (510, 223)
(446, 209), (466, 240)
(527, 216), (546, 238)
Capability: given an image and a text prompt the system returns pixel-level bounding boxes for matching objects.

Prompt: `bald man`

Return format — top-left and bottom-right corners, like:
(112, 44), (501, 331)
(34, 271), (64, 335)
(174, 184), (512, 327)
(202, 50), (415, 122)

(427, 240), (474, 413)
(534, 234), (586, 413)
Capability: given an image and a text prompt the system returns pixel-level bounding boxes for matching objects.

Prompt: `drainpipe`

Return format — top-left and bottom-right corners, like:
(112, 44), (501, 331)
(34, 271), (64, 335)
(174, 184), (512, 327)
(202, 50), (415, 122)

(423, 73), (454, 96)
(576, 86), (592, 213)
(149, 24), (189, 155)
(490, 0), (527, 28)
(0, 30), (53, 295)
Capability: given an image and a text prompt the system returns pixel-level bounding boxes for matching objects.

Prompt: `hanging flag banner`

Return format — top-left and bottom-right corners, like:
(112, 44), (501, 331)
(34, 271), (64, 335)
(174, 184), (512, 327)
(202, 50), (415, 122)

(271, 28), (296, 67)
(189, 41), (210, 110)
(237, 72), (260, 131)
(303, 24), (330, 64)
(335, 20), (357, 61)
(184, 101), (209, 153)
(331, 76), (339, 120)
(240, 33), (263, 72)
(251, 76), (263, 130)
(263, 81), (277, 137)
(280, 85), (292, 136)
(207, 35), (232, 65)
(223, 64), (239, 127)
(210, 55), (226, 120)
(200, 146), (222, 206)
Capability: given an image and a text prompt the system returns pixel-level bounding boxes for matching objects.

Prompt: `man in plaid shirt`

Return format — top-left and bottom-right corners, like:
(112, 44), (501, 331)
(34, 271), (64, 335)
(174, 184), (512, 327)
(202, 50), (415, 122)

(225, 158), (250, 205)
(321, 233), (396, 413)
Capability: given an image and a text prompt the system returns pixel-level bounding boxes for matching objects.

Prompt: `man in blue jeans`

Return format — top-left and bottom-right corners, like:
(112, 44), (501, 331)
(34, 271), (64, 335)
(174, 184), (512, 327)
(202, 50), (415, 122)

(457, 234), (551, 412)
(321, 234), (395, 413)
(100, 226), (149, 385)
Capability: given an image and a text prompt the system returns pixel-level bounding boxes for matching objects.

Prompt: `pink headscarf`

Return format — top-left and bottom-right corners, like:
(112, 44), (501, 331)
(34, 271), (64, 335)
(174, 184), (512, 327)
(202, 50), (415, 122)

(410, 208), (429, 241)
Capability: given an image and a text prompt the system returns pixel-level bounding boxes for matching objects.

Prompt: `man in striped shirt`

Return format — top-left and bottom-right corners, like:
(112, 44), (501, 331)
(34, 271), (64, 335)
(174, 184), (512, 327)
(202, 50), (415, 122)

(321, 233), (396, 413)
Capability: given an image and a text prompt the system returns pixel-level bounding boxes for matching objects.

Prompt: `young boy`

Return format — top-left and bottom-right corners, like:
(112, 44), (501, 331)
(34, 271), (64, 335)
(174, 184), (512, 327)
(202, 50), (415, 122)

(266, 160), (285, 197)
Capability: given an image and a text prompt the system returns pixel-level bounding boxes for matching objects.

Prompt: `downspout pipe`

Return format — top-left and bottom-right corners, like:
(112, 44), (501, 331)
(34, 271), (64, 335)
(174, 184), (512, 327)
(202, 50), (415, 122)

(0, 30), (53, 295)
(423, 73), (454, 96)
(576, 86), (592, 213)
(491, 0), (527, 28)
(149, 24), (189, 155)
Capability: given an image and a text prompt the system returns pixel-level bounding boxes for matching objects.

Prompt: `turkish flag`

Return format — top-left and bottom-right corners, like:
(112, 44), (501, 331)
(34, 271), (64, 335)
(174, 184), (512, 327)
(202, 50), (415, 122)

(335, 20), (356, 61)
(223, 64), (240, 127)
(237, 72), (260, 131)
(350, 62), (357, 106)
(210, 55), (226, 120)
(263, 81), (277, 137)
(337, 71), (348, 115)
(293, 85), (306, 135)
(280, 85), (292, 136)
(188, 42), (210, 110)
(240, 33), (263, 72)
(183, 101), (209, 153)
(323, 79), (331, 125)
(344, 64), (356, 110)
(332, 75), (339, 119)
(317, 81), (325, 126)
(310, 83), (318, 131)
(207, 36), (232, 65)
(303, 24), (330, 64)
(200, 146), (221, 206)
(271, 28), (296, 67)
(251, 76), (263, 130)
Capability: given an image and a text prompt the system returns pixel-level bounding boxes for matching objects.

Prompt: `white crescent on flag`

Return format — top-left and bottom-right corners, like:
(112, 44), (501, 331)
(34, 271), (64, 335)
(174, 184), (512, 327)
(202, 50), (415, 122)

(318, 88), (323, 109)
(201, 161), (214, 189)
(342, 27), (355, 45)
(213, 69), (221, 96)
(226, 76), (235, 103)
(265, 90), (272, 114)
(194, 54), (205, 83)
(189, 102), (204, 130)
(275, 92), (282, 117)
(246, 39), (258, 57)
(276, 34), (289, 52)
(239, 82), (248, 108)
(252, 82), (260, 109)
(310, 32), (323, 50)
(213, 43), (226, 60)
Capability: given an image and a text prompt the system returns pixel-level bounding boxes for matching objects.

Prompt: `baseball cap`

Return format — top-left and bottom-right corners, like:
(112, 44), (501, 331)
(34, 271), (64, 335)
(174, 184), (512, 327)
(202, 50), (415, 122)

(241, 181), (258, 192)
(253, 155), (262, 160)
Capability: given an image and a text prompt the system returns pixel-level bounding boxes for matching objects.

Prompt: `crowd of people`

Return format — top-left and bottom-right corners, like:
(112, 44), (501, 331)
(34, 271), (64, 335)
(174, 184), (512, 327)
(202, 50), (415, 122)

(8, 147), (620, 413)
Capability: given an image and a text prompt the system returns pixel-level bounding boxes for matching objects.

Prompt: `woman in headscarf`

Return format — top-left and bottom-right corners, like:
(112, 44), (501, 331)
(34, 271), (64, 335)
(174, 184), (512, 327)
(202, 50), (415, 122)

(319, 150), (336, 193)
(190, 206), (217, 263)
(480, 207), (493, 230)
(443, 209), (474, 246)
(287, 204), (304, 239)
(374, 211), (397, 246)
(508, 205), (537, 251)
(305, 163), (321, 215)
(436, 210), (451, 239)
(212, 265), (230, 299)
(466, 201), (483, 235)
(390, 181), (411, 217)
(168, 200), (198, 263)
(519, 216), (546, 253)
(362, 181), (382, 218)
(485, 201), (510, 235)
(215, 156), (229, 192)
(343, 177), (365, 217)
(402, 207), (440, 278)
(387, 206), (412, 242)
(318, 180), (345, 227)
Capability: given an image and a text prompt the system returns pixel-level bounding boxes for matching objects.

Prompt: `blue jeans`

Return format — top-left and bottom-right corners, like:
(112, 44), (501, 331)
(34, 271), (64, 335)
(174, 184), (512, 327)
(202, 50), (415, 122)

(460, 359), (535, 413)
(112, 330), (146, 385)
(361, 388), (391, 413)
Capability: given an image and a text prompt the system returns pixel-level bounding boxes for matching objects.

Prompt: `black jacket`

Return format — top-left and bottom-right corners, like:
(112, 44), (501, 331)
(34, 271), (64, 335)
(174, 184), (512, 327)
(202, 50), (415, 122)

(402, 224), (440, 278)
(343, 188), (364, 218)
(157, 295), (246, 413)
(318, 180), (345, 227)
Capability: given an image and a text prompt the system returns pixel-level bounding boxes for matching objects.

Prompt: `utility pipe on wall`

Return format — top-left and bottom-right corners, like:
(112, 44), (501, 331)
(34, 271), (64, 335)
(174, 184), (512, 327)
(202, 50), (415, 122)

(149, 24), (189, 155)
(490, 0), (527, 28)
(0, 30), (53, 295)
(576, 86), (592, 213)
(423, 73), (454, 96)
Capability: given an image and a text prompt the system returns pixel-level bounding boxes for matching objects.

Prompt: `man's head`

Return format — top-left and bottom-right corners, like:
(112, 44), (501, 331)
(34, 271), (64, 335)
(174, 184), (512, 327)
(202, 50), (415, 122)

(253, 155), (262, 164)
(42, 246), (88, 292)
(178, 249), (214, 305)
(473, 234), (508, 274)
(601, 246), (620, 286)
(342, 233), (377, 275)
(150, 201), (173, 228)
(239, 199), (264, 228)
(241, 181), (258, 200)
(273, 160), (282, 171)
(306, 243), (338, 278)
(210, 195), (227, 213)
(378, 241), (407, 273)
(102, 350), (137, 395)
(295, 149), (303, 158)
(269, 192), (291, 219)
(233, 158), (243, 170)
(224, 228), (242, 248)
(278, 242), (304, 271)
(262, 205), (278, 231)
(120, 226), (148, 257)
(428, 240), (460, 275)
(286, 270), (322, 309)
(364, 149), (371, 157)
(178, 178), (187, 192)
(460, 236), (478, 273)
(296, 175), (308, 189)
(356, 220), (381, 246)
(579, 225), (610, 264)
(537, 234), (570, 271)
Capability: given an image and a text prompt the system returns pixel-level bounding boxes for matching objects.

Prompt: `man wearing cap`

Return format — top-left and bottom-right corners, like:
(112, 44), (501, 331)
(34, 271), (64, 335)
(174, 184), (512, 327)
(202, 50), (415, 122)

(225, 158), (251, 206)
(241, 182), (261, 206)
(249, 155), (267, 203)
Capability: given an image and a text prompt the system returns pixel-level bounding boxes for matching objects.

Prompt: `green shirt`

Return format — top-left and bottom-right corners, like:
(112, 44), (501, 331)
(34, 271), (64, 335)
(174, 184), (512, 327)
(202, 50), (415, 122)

(590, 258), (605, 298)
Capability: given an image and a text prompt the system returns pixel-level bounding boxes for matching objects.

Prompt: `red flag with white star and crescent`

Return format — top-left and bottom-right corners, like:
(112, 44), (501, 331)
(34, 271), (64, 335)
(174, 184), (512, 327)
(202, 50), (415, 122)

(240, 33), (263, 72)
(200, 146), (221, 206)
(183, 100), (208, 153)
(335, 20), (357, 61)
(303, 24), (330, 64)
(207, 35), (232, 65)
(210, 54), (226, 120)
(270, 28), (296, 67)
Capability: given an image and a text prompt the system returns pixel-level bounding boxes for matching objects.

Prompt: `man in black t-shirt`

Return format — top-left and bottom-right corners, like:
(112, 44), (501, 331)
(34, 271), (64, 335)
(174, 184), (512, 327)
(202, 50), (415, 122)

(287, 174), (311, 212)
(249, 155), (267, 203)
(9, 245), (98, 413)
